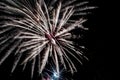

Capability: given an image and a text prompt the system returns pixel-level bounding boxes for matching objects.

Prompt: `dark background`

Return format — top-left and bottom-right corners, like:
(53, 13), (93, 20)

(73, 0), (106, 80)
(0, 0), (108, 80)
(74, 0), (108, 79)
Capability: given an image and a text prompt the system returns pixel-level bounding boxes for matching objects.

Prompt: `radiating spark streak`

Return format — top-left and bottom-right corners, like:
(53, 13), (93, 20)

(20, 41), (41, 48)
(4, 2), (49, 34)
(0, 16), (22, 21)
(38, 54), (41, 75)
(12, 20), (46, 34)
(59, 38), (84, 60)
(0, 27), (13, 34)
(11, 52), (22, 73)
(15, 36), (40, 39)
(63, 9), (74, 24)
(62, 0), (77, 8)
(63, 47), (83, 65)
(19, 32), (41, 37)
(20, 43), (40, 53)
(49, 44), (53, 57)
(48, 0), (57, 7)
(13, 20), (40, 32)
(59, 33), (72, 39)
(21, 41), (48, 61)
(73, 1), (89, 7)
(54, 2), (61, 31)
(62, 50), (76, 74)
(1, 17), (35, 32)
(57, 7), (74, 32)
(59, 32), (71, 37)
(67, 20), (79, 23)
(27, 47), (43, 61)
(22, 62), (27, 71)
(52, 43), (74, 74)
(14, 32), (45, 40)
(14, 2), (37, 18)
(0, 0), (96, 78)
(73, 12), (91, 16)
(0, 35), (13, 45)
(23, 0), (33, 10)
(1, 23), (39, 34)
(56, 18), (87, 37)
(0, 32), (20, 53)
(76, 6), (96, 12)
(42, 1), (52, 32)
(61, 1), (89, 13)
(40, 45), (50, 73)
(58, 38), (73, 45)
(62, 41), (83, 56)
(44, 2), (52, 32)
(63, 42), (86, 63)
(55, 45), (67, 69)
(0, 4), (23, 14)
(59, 44), (77, 72)
(0, 39), (21, 65)
(36, 3), (50, 33)
(31, 58), (36, 79)
(54, 47), (59, 74)
(0, 2), (37, 20)
(20, 39), (44, 47)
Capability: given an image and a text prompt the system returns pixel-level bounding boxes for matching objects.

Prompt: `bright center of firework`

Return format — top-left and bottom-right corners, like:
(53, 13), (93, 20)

(45, 33), (56, 45)
(53, 72), (59, 78)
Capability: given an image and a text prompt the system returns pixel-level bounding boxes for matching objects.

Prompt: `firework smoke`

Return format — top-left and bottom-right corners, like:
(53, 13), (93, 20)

(0, 0), (95, 79)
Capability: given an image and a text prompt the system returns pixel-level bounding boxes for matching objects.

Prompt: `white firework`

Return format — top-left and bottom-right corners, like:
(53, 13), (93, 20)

(0, 0), (95, 78)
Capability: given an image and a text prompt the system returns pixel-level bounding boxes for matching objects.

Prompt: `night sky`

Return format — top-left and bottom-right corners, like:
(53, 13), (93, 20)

(0, 0), (107, 80)
(73, 0), (106, 80)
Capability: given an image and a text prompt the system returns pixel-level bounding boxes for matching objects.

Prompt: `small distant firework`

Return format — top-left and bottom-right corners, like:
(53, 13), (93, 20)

(42, 63), (67, 80)
(0, 0), (95, 79)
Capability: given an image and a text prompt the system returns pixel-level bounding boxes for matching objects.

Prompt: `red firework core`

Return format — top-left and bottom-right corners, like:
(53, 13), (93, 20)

(45, 33), (56, 45)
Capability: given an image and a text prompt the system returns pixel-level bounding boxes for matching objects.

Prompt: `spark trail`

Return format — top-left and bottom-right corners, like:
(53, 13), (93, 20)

(0, 0), (95, 79)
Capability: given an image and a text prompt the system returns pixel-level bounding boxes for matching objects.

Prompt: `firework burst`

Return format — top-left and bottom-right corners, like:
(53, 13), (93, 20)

(0, 0), (95, 79)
